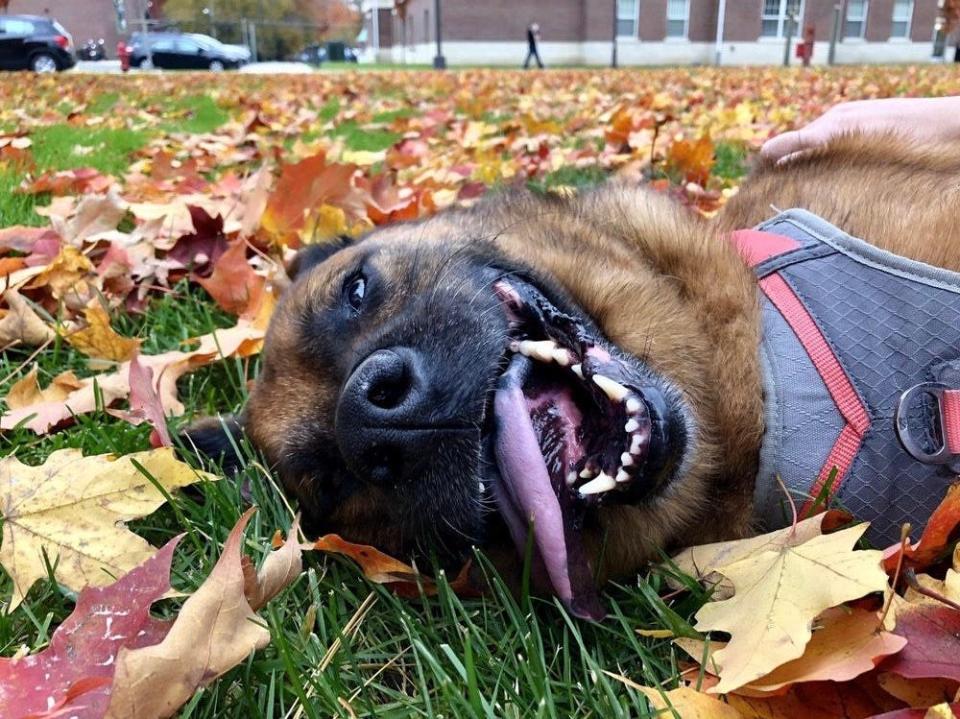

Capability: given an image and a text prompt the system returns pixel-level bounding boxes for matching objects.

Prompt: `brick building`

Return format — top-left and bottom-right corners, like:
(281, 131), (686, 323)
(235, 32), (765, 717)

(362, 0), (945, 65)
(4, 0), (156, 53)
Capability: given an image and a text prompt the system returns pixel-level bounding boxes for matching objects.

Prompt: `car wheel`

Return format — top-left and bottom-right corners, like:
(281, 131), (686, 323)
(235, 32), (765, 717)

(209, 60), (225, 72)
(30, 53), (58, 73)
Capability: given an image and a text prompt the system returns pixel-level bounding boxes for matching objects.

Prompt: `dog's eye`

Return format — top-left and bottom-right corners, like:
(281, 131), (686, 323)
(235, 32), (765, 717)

(345, 274), (366, 311)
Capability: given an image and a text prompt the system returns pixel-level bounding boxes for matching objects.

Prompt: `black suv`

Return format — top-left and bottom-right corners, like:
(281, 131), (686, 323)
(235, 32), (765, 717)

(127, 32), (249, 71)
(0, 15), (76, 72)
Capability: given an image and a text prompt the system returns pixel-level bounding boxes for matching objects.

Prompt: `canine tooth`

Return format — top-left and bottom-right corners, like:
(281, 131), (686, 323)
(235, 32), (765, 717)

(625, 418), (640, 433)
(552, 348), (571, 366)
(519, 340), (558, 363)
(571, 364), (584, 379)
(579, 467), (597, 479)
(626, 397), (642, 414)
(593, 374), (629, 402)
(566, 471), (578, 487)
(630, 434), (644, 455)
(615, 469), (631, 483)
(578, 472), (616, 496)
(620, 452), (634, 467)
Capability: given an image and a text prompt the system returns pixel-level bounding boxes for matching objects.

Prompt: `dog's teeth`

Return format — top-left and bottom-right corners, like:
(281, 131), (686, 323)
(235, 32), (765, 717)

(624, 418), (640, 433)
(566, 471), (578, 487)
(626, 397), (642, 414)
(593, 374), (630, 402)
(630, 434), (644, 455)
(578, 472), (616, 496)
(519, 339), (558, 363)
(571, 363), (584, 379)
(552, 348), (571, 366)
(615, 468), (631, 483)
(579, 467), (597, 479)
(620, 452), (634, 467)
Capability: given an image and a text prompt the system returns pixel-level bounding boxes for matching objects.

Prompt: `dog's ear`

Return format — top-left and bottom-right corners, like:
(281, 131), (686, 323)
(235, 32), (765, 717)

(287, 235), (353, 280)
(180, 414), (246, 474)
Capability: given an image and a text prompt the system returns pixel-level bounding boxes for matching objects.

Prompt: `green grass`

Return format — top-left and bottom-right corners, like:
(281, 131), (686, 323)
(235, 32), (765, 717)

(713, 141), (749, 180)
(0, 86), (711, 719)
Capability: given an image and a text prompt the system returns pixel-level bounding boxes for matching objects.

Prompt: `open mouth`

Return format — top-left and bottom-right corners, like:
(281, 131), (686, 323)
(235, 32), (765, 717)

(489, 279), (686, 620)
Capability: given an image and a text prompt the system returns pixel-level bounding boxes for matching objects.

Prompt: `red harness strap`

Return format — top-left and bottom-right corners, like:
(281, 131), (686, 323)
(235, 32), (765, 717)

(729, 229), (872, 514)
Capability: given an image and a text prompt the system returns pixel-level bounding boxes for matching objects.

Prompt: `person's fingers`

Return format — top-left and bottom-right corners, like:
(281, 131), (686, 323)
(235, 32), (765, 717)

(761, 127), (814, 162)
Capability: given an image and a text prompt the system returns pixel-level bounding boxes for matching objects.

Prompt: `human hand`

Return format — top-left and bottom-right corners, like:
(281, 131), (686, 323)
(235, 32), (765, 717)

(761, 96), (960, 163)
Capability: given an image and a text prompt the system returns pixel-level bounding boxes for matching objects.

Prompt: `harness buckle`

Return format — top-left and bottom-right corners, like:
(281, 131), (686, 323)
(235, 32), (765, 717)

(895, 382), (955, 465)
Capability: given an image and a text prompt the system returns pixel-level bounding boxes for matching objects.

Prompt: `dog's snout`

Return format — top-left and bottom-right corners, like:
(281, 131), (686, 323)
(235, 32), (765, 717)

(336, 348), (433, 485)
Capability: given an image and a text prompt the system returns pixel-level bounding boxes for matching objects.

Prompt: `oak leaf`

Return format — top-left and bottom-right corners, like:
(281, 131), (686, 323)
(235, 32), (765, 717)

(691, 523), (888, 693)
(0, 448), (217, 611)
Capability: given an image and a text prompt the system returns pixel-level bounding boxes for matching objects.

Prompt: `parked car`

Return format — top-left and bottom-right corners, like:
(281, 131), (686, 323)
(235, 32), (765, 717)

(0, 15), (76, 72)
(290, 42), (358, 66)
(78, 38), (106, 61)
(127, 32), (249, 71)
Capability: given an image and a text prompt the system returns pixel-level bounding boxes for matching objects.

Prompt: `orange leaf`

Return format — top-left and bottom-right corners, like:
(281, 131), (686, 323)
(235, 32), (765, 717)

(884, 482), (960, 573)
(666, 136), (716, 186)
(196, 240), (265, 317)
(64, 301), (141, 363)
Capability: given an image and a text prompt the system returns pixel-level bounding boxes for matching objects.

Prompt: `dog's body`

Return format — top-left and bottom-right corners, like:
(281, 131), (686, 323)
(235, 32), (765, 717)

(189, 134), (960, 614)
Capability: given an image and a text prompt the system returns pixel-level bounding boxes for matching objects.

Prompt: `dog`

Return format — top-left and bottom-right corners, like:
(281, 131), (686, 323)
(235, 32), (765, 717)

(186, 134), (960, 618)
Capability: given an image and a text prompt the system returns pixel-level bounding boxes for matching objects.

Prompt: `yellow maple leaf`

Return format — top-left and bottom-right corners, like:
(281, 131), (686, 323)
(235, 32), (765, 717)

(0, 448), (218, 612)
(63, 300), (141, 363)
(692, 523), (888, 694)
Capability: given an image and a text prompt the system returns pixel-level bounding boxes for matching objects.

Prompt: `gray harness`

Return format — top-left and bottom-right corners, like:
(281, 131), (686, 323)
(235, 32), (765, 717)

(734, 209), (960, 546)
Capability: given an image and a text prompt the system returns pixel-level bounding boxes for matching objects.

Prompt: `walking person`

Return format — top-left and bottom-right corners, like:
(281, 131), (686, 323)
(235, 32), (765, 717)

(524, 22), (544, 69)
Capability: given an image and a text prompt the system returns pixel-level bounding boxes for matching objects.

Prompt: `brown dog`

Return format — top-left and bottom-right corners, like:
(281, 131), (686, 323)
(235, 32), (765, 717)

(187, 134), (960, 617)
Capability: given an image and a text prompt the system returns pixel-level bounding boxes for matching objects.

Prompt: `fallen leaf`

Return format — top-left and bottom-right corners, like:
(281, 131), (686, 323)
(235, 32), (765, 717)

(4, 365), (83, 410)
(634, 684), (742, 718)
(677, 608), (906, 694)
(0, 289), (54, 347)
(725, 680), (891, 719)
(50, 190), (127, 245)
(868, 703), (960, 719)
(28, 245), (96, 301)
(242, 517), (303, 611)
(106, 353), (173, 447)
(0, 448), (216, 611)
(64, 300), (141, 362)
(884, 482), (960, 573)
(195, 239), (265, 316)
(692, 523), (888, 693)
(105, 509), (271, 719)
(666, 136), (715, 186)
(882, 597), (960, 683)
(0, 536), (182, 719)
(876, 673), (960, 709)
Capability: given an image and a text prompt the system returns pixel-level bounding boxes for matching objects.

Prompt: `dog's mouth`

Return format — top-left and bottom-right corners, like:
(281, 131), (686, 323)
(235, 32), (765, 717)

(488, 279), (687, 620)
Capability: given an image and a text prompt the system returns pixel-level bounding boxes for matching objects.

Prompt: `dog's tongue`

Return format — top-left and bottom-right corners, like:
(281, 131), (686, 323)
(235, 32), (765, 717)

(493, 355), (605, 621)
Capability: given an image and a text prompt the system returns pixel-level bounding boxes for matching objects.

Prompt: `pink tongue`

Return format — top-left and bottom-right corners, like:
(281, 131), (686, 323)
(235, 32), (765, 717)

(493, 377), (605, 620)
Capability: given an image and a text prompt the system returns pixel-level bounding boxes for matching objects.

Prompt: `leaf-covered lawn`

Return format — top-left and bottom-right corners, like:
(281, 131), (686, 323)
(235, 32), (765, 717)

(2, 66), (960, 718)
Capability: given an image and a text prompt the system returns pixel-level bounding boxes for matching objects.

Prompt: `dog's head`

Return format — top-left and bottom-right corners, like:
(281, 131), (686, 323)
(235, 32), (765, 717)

(188, 188), (759, 618)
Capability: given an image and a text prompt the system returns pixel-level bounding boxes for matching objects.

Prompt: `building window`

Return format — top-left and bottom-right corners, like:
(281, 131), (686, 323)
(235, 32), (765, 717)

(891, 0), (913, 38)
(761, 0), (803, 38)
(845, 0), (868, 39)
(616, 0), (638, 38)
(666, 0), (689, 38)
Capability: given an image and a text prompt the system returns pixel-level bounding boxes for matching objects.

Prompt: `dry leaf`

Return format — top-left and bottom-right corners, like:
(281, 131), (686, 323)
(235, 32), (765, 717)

(632, 684), (742, 718)
(243, 517), (303, 611)
(0, 448), (217, 611)
(692, 523), (888, 693)
(876, 673), (960, 709)
(64, 300), (141, 362)
(105, 509), (270, 719)
(106, 353), (173, 447)
(4, 365), (83, 410)
(0, 289), (54, 347)
(196, 239), (265, 316)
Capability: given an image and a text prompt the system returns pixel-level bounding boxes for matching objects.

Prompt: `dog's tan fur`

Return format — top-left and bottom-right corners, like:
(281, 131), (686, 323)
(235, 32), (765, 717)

(243, 134), (960, 581)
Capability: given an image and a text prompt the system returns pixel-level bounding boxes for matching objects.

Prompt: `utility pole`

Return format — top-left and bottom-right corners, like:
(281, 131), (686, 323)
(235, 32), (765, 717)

(828, 4), (841, 64)
(714, 0), (726, 65)
(372, 0), (380, 63)
(432, 0), (446, 68)
(783, 12), (794, 66)
(611, 0), (618, 68)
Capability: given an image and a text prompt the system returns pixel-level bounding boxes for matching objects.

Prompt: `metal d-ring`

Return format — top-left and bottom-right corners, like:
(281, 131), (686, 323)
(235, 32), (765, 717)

(895, 382), (954, 465)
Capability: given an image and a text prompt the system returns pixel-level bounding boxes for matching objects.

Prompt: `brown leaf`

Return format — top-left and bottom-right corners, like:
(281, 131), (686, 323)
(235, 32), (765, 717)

(243, 517), (302, 612)
(5, 365), (83, 410)
(105, 509), (271, 719)
(0, 289), (54, 347)
(195, 239), (265, 317)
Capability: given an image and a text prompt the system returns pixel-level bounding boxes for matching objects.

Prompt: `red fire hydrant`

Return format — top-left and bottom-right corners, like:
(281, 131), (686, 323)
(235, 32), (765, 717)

(117, 40), (130, 72)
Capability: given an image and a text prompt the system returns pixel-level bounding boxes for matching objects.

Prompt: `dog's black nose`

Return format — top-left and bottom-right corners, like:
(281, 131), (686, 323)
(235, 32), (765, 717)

(336, 348), (434, 484)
